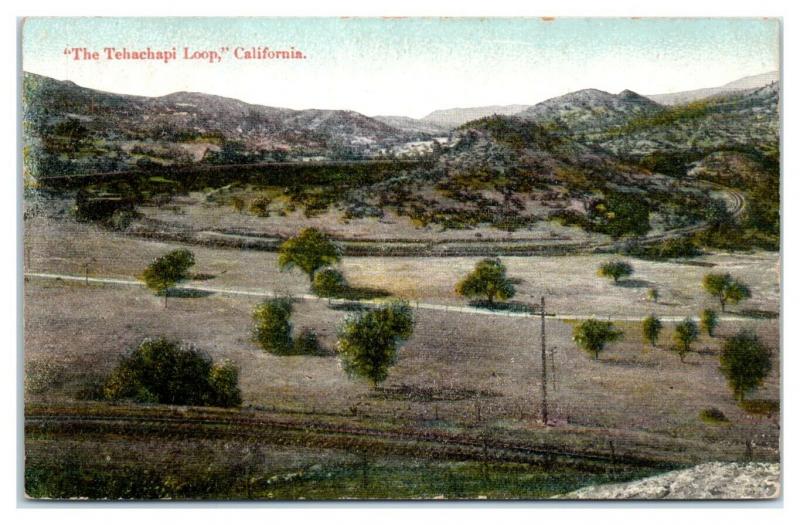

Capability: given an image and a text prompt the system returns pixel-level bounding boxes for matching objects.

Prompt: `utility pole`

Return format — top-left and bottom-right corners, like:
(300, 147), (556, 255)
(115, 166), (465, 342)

(540, 296), (548, 425)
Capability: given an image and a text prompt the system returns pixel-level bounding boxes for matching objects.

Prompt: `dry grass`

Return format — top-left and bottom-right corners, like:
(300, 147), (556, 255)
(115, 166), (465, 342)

(25, 279), (779, 463)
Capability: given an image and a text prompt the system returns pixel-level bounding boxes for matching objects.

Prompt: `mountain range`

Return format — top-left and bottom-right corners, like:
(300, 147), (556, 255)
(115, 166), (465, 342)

(22, 70), (779, 178)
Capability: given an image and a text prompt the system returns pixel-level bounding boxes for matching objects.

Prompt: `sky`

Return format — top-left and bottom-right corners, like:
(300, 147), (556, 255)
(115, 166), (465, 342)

(22, 17), (780, 118)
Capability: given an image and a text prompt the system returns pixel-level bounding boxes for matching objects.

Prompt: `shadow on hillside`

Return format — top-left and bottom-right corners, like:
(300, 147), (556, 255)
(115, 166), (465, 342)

(168, 288), (215, 299)
(616, 279), (653, 289)
(335, 286), (392, 301)
(468, 300), (536, 314)
(328, 301), (372, 312)
(736, 309), (779, 319)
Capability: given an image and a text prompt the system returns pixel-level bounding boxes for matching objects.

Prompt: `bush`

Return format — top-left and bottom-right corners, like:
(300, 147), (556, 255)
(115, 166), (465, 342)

(252, 297), (294, 355)
(455, 258), (516, 304)
(312, 267), (347, 298)
(103, 337), (241, 407)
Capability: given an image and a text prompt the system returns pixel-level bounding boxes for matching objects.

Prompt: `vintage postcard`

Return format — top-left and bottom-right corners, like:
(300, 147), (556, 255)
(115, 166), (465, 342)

(21, 17), (781, 500)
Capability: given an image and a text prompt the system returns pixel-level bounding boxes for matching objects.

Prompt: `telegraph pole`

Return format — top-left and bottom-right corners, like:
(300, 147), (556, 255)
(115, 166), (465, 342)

(540, 296), (548, 425)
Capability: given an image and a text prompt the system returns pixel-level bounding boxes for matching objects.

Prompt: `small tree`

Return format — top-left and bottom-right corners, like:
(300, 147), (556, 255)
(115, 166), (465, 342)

(598, 260), (633, 284)
(337, 301), (414, 386)
(252, 297), (293, 355)
(278, 228), (341, 284)
(573, 319), (623, 360)
(720, 330), (772, 402)
(455, 258), (516, 305)
(313, 267), (347, 299)
(702, 273), (751, 312)
(647, 288), (659, 303)
(700, 309), (719, 337)
(141, 248), (196, 307)
(673, 318), (699, 363)
(642, 314), (662, 348)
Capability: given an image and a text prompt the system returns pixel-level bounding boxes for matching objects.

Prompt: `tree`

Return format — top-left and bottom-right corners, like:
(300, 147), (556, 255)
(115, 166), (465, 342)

(278, 228), (341, 284)
(720, 330), (772, 402)
(572, 319), (623, 360)
(702, 273), (751, 312)
(252, 297), (294, 355)
(598, 260), (633, 284)
(701, 309), (719, 337)
(455, 258), (516, 304)
(642, 314), (662, 348)
(336, 301), (414, 386)
(313, 267), (347, 299)
(647, 288), (659, 303)
(141, 248), (196, 307)
(103, 337), (241, 407)
(673, 318), (699, 363)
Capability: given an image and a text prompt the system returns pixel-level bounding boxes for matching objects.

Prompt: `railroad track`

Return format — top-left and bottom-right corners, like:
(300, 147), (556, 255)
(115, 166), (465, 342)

(25, 410), (680, 469)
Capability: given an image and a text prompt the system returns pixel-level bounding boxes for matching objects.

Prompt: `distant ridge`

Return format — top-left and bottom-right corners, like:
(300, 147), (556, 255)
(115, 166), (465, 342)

(421, 105), (531, 129)
(647, 71), (779, 106)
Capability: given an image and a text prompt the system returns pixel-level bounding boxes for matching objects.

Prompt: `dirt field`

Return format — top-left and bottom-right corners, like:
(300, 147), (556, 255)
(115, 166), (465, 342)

(25, 213), (780, 318)
(25, 277), (780, 464)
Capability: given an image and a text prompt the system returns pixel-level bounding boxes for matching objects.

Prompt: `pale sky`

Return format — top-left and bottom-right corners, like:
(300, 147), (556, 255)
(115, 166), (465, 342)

(22, 17), (780, 118)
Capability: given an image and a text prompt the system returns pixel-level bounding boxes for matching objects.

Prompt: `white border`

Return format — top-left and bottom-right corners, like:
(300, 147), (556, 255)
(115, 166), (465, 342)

(3, 1), (797, 524)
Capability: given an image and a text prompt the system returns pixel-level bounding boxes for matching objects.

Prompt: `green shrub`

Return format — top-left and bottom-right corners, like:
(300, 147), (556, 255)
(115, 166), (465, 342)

(103, 337), (241, 407)
(313, 267), (347, 298)
(252, 297), (294, 355)
(455, 258), (516, 304)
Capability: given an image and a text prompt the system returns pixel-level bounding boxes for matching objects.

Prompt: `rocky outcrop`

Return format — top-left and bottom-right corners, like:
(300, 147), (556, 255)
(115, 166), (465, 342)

(558, 462), (780, 500)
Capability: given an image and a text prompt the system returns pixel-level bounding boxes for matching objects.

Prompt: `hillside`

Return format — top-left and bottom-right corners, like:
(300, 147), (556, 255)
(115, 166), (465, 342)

(22, 72), (424, 176)
(514, 88), (663, 134)
(372, 115), (450, 135)
(594, 83), (780, 160)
